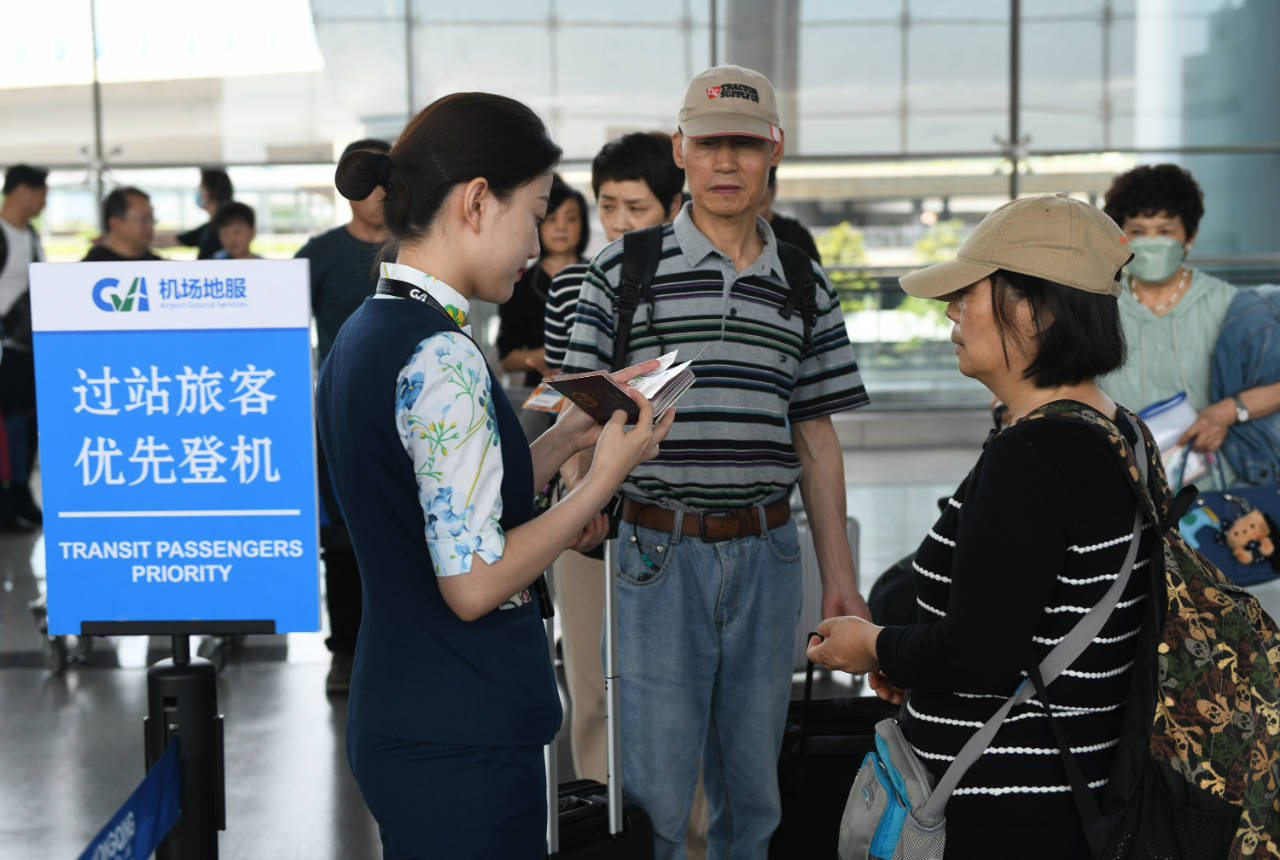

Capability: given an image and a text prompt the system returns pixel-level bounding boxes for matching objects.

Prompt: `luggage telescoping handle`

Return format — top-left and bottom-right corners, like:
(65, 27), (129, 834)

(546, 539), (625, 852)
(603, 537), (624, 836)
(545, 606), (561, 853)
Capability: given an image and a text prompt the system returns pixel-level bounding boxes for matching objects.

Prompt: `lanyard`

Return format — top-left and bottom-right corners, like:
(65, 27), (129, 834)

(375, 277), (455, 322)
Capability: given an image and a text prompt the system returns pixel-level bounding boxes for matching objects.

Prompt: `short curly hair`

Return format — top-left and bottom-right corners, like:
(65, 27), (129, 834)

(1102, 164), (1204, 238)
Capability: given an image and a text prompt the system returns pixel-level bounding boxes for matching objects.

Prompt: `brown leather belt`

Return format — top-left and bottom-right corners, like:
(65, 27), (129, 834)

(620, 497), (791, 542)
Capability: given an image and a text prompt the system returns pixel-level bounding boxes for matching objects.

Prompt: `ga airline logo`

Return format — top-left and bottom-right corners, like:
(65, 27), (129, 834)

(92, 277), (150, 312)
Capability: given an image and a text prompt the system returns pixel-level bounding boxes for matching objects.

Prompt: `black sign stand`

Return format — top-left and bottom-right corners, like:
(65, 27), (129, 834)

(87, 619), (274, 859)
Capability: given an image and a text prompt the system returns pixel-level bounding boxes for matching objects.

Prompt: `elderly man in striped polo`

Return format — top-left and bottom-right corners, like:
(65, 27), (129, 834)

(559, 64), (872, 859)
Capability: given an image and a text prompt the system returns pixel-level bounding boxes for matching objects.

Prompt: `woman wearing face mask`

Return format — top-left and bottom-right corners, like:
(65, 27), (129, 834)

(1098, 164), (1280, 488)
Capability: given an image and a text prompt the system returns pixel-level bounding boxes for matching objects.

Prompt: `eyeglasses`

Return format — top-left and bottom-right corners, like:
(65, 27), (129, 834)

(124, 214), (156, 224)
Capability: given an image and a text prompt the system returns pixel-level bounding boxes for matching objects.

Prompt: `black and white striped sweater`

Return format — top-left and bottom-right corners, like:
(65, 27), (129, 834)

(877, 412), (1152, 855)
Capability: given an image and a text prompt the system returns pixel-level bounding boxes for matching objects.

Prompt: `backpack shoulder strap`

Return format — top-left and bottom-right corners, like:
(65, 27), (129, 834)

(1020, 401), (1190, 530)
(612, 224), (664, 372)
(0, 222), (8, 273)
(776, 240), (818, 352)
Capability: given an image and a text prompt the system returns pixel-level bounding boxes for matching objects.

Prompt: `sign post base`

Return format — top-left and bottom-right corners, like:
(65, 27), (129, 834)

(144, 635), (225, 860)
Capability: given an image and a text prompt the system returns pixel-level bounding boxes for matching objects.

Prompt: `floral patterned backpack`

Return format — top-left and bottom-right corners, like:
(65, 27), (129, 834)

(1025, 401), (1280, 860)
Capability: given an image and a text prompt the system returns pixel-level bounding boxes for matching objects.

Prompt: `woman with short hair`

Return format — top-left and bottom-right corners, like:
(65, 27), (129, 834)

(808, 195), (1154, 857)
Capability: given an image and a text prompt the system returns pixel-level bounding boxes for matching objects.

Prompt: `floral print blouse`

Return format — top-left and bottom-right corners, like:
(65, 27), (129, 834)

(383, 262), (531, 609)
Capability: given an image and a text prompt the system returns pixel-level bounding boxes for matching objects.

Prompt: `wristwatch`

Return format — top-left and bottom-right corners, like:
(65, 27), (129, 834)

(1233, 395), (1250, 424)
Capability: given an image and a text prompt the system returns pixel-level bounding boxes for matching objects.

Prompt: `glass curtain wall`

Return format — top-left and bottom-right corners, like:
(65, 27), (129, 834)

(2, 0), (1276, 403)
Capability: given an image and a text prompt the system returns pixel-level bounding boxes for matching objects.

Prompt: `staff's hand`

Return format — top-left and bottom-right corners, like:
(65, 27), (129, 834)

(806, 614), (883, 675)
(556, 359), (663, 452)
(588, 393), (674, 489)
(1178, 399), (1235, 452)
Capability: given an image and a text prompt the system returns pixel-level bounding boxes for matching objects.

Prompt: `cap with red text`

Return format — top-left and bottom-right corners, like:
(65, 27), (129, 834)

(678, 64), (782, 144)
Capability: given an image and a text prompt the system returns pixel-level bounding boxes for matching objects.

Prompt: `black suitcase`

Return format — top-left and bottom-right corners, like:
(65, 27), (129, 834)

(552, 778), (654, 858)
(769, 659), (898, 859)
(547, 539), (655, 858)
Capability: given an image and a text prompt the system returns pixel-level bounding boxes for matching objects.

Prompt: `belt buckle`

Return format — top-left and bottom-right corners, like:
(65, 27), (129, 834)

(697, 508), (746, 542)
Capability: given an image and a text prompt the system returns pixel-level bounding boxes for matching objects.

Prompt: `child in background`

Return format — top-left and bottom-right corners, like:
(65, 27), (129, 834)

(212, 202), (259, 259)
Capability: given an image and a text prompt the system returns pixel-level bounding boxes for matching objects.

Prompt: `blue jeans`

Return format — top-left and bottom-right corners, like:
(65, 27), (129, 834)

(614, 511), (803, 860)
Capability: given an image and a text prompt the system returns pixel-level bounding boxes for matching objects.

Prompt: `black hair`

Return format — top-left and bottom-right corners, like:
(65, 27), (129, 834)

(200, 168), (233, 205)
(341, 138), (391, 160)
(544, 174), (590, 258)
(102, 186), (149, 231)
(4, 164), (48, 195)
(1102, 164), (1205, 239)
(213, 201), (255, 230)
(987, 268), (1126, 388)
(590, 131), (684, 212)
(335, 93), (561, 244)
(767, 165), (777, 189)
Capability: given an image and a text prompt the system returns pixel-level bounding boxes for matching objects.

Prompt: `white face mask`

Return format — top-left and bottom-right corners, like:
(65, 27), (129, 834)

(1127, 236), (1185, 283)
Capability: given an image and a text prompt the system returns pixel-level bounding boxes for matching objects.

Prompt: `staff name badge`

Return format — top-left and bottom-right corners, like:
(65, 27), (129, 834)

(31, 260), (320, 634)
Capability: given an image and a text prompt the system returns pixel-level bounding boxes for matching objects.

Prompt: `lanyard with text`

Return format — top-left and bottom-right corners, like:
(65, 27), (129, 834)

(375, 276), (555, 620)
(376, 277), (455, 321)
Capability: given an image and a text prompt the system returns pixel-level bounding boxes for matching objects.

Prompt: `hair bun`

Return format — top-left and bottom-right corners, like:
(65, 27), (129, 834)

(335, 149), (391, 201)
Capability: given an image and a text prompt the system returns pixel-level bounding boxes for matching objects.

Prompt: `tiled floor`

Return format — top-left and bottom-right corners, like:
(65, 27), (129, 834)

(3, 427), (1278, 860)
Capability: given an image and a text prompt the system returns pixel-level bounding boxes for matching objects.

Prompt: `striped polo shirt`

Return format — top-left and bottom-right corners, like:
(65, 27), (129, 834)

(877, 415), (1152, 844)
(560, 203), (869, 511)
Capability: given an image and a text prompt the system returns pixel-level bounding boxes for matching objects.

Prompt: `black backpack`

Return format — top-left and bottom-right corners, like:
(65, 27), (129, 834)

(609, 223), (820, 371)
(0, 222), (41, 347)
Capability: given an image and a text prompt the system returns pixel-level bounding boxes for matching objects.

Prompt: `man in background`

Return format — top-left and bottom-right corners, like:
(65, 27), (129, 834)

(0, 165), (48, 530)
(83, 188), (162, 262)
(296, 138), (391, 694)
(758, 165), (821, 264)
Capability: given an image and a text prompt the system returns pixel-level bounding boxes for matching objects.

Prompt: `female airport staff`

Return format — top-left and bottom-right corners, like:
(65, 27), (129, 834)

(316, 92), (672, 859)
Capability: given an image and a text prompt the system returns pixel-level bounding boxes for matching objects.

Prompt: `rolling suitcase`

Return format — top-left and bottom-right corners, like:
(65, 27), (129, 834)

(547, 538), (654, 858)
(790, 508), (861, 671)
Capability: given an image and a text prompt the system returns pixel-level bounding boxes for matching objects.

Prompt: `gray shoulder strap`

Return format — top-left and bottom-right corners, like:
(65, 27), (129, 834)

(918, 416), (1149, 823)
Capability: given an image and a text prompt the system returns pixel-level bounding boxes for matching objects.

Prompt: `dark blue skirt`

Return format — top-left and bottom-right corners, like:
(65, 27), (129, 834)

(347, 719), (546, 859)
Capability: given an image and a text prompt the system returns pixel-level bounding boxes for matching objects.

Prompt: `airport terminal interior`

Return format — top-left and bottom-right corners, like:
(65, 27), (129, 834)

(2, 0), (1279, 857)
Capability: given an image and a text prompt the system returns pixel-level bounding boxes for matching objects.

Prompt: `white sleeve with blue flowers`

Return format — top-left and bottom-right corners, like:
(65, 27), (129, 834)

(395, 331), (507, 578)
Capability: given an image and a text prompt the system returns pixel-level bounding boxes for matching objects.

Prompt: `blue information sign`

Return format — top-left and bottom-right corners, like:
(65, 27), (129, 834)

(31, 260), (319, 634)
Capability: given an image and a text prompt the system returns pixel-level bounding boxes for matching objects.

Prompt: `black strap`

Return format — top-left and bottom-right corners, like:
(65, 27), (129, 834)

(377, 275), (555, 619)
(777, 240), (818, 352)
(798, 641), (819, 752)
(613, 225), (664, 372)
(376, 276), (458, 322)
(1028, 664), (1104, 831)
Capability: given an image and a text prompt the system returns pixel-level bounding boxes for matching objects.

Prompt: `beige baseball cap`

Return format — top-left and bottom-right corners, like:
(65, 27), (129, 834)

(900, 193), (1133, 299)
(678, 64), (783, 143)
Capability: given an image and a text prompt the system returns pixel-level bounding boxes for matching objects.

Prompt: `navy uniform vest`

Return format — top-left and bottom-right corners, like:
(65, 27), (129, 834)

(316, 294), (561, 746)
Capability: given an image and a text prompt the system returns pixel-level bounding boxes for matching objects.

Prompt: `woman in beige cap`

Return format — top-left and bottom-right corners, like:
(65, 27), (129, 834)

(807, 195), (1152, 856)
